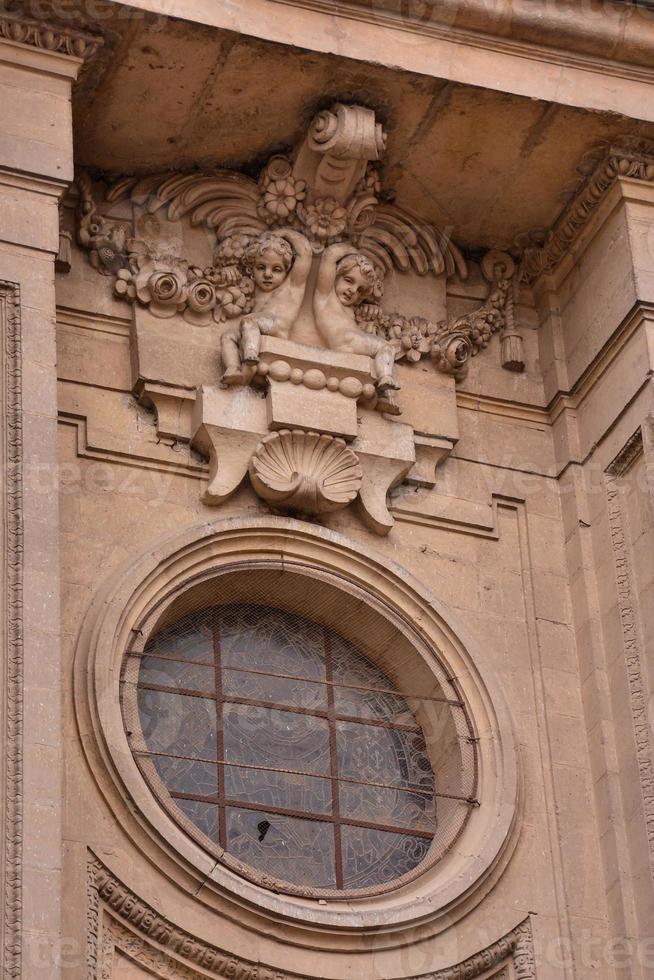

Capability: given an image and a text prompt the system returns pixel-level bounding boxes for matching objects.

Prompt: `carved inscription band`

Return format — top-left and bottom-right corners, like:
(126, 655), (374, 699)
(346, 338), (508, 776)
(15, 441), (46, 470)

(86, 852), (535, 980)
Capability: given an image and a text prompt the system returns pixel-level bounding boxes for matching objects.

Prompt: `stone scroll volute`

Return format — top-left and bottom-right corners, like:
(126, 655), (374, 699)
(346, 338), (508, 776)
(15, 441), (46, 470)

(74, 102), (523, 533)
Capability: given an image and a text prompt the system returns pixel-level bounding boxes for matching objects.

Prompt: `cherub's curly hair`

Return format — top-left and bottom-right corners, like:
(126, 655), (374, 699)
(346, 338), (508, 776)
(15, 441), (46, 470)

(336, 253), (384, 302)
(243, 233), (294, 273)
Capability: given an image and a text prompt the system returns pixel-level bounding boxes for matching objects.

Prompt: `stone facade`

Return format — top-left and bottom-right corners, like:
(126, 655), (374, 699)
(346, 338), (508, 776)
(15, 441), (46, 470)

(2, 0), (654, 977)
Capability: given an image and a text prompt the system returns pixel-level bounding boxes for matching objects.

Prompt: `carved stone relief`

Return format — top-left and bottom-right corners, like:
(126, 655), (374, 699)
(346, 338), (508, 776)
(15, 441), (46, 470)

(249, 430), (363, 515)
(75, 103), (523, 532)
(87, 852), (536, 979)
(517, 137), (654, 285)
(604, 427), (654, 882)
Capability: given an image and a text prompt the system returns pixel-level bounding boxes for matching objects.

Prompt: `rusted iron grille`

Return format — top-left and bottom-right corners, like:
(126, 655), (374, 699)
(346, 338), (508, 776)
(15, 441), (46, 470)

(127, 602), (477, 891)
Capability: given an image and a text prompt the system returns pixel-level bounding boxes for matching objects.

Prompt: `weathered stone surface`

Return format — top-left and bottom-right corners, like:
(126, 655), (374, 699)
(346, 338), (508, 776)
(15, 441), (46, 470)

(6, 2), (654, 978)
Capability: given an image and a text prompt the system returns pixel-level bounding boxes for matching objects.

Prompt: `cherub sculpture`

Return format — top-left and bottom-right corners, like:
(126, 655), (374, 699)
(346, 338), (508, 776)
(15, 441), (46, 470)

(221, 228), (312, 383)
(313, 243), (400, 413)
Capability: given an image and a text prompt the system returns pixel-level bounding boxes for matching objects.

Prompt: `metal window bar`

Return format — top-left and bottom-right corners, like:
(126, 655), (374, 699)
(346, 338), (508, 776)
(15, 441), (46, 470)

(132, 605), (476, 889)
(137, 680), (425, 734)
(127, 648), (465, 707)
(167, 790), (436, 840)
(133, 748), (477, 803)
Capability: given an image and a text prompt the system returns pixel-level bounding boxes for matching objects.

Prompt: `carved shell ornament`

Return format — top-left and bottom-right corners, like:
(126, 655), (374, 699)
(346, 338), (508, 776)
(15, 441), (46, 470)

(249, 430), (363, 515)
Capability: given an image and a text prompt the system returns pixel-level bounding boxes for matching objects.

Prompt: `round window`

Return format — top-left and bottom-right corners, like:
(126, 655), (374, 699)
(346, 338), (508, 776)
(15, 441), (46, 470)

(121, 570), (477, 897)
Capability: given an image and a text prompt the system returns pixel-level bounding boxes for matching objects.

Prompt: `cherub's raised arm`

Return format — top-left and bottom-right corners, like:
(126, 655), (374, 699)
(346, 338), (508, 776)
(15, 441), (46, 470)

(315, 242), (357, 297)
(276, 228), (312, 284)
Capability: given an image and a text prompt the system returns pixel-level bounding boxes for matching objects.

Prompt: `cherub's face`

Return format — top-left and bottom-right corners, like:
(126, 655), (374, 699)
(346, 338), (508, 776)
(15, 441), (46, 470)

(336, 266), (369, 307)
(252, 249), (288, 292)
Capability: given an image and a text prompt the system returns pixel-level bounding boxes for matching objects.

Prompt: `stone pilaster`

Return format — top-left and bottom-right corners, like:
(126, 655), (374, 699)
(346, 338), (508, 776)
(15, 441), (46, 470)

(0, 16), (99, 979)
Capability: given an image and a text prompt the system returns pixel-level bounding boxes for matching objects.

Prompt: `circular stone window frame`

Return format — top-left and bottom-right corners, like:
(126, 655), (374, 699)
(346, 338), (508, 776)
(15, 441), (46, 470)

(122, 563), (478, 900)
(75, 517), (520, 934)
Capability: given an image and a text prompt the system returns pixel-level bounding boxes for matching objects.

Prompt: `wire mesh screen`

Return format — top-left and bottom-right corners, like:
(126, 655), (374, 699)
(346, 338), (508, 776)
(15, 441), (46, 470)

(122, 572), (477, 897)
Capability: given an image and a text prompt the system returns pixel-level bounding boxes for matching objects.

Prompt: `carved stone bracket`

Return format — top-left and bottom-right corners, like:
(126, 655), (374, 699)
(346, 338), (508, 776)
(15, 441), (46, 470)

(191, 338), (419, 531)
(192, 385), (267, 505)
(70, 101), (530, 529)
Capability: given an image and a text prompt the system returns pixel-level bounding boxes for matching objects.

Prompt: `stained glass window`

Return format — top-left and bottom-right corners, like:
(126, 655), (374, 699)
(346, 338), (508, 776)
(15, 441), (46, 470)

(125, 602), (476, 893)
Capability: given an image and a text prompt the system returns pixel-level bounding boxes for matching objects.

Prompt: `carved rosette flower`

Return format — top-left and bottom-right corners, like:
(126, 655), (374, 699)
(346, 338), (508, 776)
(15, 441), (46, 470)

(300, 197), (348, 241)
(145, 269), (189, 317)
(347, 193), (378, 237)
(257, 156), (307, 224)
(390, 315), (430, 363)
(355, 307), (431, 363)
(125, 245), (190, 318)
(249, 430), (363, 516)
(184, 277), (217, 326)
(431, 332), (473, 381)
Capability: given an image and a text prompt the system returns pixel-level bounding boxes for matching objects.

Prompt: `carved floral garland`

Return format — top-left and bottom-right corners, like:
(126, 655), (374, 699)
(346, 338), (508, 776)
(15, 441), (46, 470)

(75, 103), (523, 380)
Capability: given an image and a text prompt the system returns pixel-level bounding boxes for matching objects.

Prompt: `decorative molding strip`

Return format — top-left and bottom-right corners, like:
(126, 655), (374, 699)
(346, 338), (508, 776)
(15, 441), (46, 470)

(603, 427), (654, 883)
(458, 302), (654, 433)
(86, 853), (302, 980)
(519, 140), (654, 285)
(606, 425), (645, 478)
(0, 11), (102, 59)
(86, 852), (535, 979)
(456, 391), (549, 426)
(56, 306), (131, 340)
(102, 919), (208, 980)
(420, 917), (535, 979)
(1, 281), (24, 979)
(58, 409), (207, 478)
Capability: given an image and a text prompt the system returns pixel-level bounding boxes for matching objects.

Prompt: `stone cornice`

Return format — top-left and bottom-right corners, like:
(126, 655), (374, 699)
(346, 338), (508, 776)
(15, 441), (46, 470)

(0, 10), (102, 59)
(270, 0), (654, 78)
(87, 851), (535, 979)
(519, 140), (654, 285)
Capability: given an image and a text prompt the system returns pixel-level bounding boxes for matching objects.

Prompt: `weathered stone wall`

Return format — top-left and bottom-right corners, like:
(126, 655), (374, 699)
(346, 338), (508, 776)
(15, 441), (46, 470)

(3, 1), (654, 977)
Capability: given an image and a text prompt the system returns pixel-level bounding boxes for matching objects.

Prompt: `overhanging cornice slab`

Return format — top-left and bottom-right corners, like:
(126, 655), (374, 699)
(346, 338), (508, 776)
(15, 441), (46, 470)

(119, 0), (654, 123)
